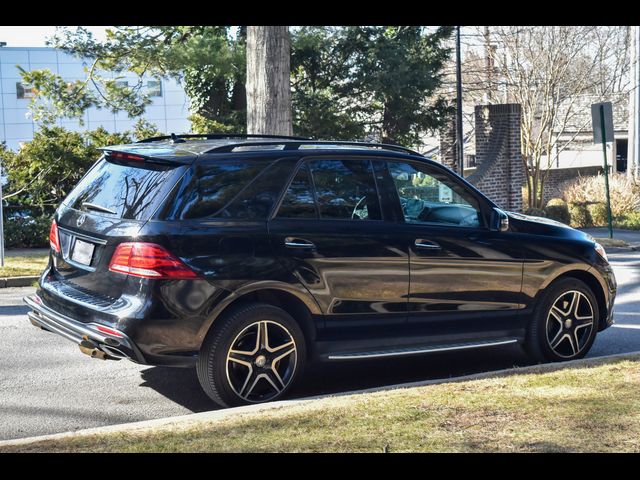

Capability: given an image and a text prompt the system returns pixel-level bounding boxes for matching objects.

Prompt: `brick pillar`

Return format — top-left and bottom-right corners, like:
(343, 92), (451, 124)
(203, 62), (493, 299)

(438, 111), (459, 173)
(467, 103), (524, 212)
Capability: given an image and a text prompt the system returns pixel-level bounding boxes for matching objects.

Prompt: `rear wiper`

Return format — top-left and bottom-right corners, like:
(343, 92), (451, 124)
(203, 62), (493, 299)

(81, 202), (117, 215)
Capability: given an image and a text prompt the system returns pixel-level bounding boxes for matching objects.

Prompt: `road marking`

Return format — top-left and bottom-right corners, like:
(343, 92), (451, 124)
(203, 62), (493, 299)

(612, 324), (640, 330)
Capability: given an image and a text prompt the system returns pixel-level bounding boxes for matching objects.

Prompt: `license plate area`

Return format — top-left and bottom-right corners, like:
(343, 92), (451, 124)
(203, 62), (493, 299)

(71, 239), (95, 266)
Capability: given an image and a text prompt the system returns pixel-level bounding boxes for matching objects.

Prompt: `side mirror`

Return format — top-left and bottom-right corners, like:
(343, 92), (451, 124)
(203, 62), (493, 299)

(491, 207), (509, 232)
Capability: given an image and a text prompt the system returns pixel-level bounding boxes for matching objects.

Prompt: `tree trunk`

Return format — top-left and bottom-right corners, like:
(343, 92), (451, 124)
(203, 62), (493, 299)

(246, 26), (293, 136)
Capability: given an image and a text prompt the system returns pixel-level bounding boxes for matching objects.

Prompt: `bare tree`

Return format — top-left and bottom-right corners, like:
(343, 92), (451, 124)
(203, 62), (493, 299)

(446, 26), (631, 209)
(492, 26), (630, 208)
(246, 26), (293, 136)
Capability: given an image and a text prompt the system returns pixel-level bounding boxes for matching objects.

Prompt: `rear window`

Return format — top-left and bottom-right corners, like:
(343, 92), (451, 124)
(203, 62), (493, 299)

(64, 156), (186, 221)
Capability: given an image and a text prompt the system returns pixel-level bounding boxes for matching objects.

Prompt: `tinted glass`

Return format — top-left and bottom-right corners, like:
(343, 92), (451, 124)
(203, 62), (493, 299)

(309, 159), (382, 221)
(276, 164), (317, 219)
(220, 158), (298, 219)
(65, 157), (185, 221)
(387, 161), (481, 227)
(175, 160), (270, 220)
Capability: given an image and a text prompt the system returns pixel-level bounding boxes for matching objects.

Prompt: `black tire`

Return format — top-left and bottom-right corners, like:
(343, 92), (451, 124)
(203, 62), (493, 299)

(196, 302), (306, 407)
(524, 277), (599, 363)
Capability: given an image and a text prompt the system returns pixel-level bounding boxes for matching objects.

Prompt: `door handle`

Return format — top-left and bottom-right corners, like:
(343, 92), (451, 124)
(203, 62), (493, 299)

(284, 237), (316, 249)
(414, 239), (441, 250)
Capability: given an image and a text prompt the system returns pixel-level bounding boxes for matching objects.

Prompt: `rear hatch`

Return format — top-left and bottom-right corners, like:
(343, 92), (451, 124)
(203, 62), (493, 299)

(47, 148), (191, 306)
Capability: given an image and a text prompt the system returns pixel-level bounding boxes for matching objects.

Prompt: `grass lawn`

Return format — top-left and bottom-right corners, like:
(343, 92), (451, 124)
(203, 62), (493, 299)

(0, 250), (48, 277)
(4, 354), (640, 453)
(593, 237), (629, 248)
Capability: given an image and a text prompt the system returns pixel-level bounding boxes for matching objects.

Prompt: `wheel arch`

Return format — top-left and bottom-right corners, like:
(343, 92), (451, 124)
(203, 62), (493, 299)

(197, 282), (321, 352)
(537, 268), (608, 331)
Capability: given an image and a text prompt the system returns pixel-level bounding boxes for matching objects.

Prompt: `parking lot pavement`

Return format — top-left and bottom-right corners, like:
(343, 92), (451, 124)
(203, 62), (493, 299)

(1, 250), (639, 441)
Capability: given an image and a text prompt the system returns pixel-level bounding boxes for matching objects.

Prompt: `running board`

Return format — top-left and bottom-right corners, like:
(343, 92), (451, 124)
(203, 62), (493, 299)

(326, 338), (519, 361)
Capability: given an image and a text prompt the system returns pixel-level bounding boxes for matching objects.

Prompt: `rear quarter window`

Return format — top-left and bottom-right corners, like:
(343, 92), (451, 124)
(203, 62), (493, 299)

(166, 158), (296, 220)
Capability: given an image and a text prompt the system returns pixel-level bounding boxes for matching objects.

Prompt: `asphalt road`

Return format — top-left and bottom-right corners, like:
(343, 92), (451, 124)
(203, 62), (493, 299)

(1, 250), (639, 441)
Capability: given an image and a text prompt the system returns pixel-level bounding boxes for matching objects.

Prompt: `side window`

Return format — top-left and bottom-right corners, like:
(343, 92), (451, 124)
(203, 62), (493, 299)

(220, 158), (299, 219)
(172, 160), (270, 220)
(277, 164), (317, 219)
(308, 159), (382, 221)
(387, 161), (482, 228)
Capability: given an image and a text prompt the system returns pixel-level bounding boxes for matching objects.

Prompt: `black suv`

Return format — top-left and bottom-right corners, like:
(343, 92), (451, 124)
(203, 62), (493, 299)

(25, 134), (616, 407)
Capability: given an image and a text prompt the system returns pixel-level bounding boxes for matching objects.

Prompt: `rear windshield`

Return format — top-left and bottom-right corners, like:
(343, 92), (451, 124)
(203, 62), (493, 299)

(63, 156), (186, 221)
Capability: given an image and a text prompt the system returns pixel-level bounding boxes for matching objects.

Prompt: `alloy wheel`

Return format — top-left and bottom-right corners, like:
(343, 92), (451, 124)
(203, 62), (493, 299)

(545, 290), (595, 359)
(225, 320), (297, 403)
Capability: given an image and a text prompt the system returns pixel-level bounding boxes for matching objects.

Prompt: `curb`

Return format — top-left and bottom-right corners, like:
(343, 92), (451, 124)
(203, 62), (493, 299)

(2, 350), (639, 449)
(0, 276), (39, 288)
(605, 247), (639, 254)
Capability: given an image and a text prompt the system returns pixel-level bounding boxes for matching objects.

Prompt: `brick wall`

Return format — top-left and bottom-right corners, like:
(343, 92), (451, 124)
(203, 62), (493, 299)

(437, 103), (603, 211)
(466, 104), (525, 212)
(542, 166), (603, 203)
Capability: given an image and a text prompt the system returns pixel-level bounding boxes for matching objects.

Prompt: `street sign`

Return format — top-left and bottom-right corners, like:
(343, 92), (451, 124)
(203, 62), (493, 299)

(591, 102), (615, 239)
(591, 102), (614, 144)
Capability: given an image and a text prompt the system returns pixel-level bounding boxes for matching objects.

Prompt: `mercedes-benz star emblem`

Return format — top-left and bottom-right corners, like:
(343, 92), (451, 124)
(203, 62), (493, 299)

(77, 214), (87, 227)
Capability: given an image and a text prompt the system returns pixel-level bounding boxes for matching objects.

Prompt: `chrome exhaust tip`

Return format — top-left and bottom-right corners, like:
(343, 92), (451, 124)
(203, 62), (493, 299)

(78, 342), (109, 360)
(78, 338), (117, 361)
(99, 345), (128, 360)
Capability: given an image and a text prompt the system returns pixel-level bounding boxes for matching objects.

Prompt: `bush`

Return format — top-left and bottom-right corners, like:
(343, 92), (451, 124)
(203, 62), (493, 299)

(568, 203), (592, 228)
(563, 173), (640, 218)
(1, 122), (161, 218)
(587, 202), (609, 227)
(3, 215), (51, 248)
(524, 207), (546, 217)
(544, 198), (570, 225)
(615, 211), (640, 230)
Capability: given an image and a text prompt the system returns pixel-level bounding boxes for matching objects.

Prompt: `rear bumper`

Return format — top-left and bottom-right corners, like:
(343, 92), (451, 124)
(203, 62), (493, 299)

(24, 294), (147, 363)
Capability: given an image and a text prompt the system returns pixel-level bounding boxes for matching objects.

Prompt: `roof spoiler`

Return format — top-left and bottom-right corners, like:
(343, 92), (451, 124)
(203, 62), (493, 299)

(99, 146), (194, 165)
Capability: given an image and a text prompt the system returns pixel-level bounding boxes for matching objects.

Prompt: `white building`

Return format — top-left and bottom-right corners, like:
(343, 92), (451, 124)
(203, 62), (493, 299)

(0, 46), (191, 150)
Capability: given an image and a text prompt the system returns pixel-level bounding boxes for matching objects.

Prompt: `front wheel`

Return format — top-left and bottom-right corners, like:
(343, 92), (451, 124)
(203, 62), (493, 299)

(525, 278), (599, 363)
(196, 303), (306, 407)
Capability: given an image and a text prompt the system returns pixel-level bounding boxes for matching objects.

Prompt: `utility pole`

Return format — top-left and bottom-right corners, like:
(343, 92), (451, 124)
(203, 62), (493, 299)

(483, 26), (495, 103)
(455, 25), (464, 177)
(627, 26), (640, 178)
(627, 26), (635, 177)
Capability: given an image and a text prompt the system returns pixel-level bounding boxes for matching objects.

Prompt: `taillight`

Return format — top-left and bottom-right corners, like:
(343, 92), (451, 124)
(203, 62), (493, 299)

(49, 220), (61, 253)
(108, 242), (200, 279)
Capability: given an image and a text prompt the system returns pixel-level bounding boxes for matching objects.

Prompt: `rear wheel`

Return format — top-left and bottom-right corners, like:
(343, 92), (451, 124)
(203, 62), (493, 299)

(525, 278), (598, 363)
(196, 303), (306, 407)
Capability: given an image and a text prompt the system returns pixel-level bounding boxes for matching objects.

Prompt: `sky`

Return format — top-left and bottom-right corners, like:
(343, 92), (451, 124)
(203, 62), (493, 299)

(0, 26), (110, 47)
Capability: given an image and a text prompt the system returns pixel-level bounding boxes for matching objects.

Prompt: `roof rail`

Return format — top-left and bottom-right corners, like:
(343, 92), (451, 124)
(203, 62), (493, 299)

(137, 133), (312, 143)
(205, 140), (424, 157)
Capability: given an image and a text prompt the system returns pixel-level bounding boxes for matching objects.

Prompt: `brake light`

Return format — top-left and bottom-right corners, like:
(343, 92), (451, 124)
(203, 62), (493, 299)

(106, 151), (145, 162)
(108, 242), (200, 279)
(49, 220), (61, 253)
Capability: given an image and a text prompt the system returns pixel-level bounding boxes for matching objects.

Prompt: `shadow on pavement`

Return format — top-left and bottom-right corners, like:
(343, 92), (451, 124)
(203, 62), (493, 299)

(0, 305), (30, 316)
(139, 367), (215, 413)
(138, 344), (534, 412)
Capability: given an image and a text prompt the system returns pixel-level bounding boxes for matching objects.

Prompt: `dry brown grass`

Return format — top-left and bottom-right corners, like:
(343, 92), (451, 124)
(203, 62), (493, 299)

(3, 355), (640, 453)
(563, 173), (640, 218)
(0, 253), (48, 277)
